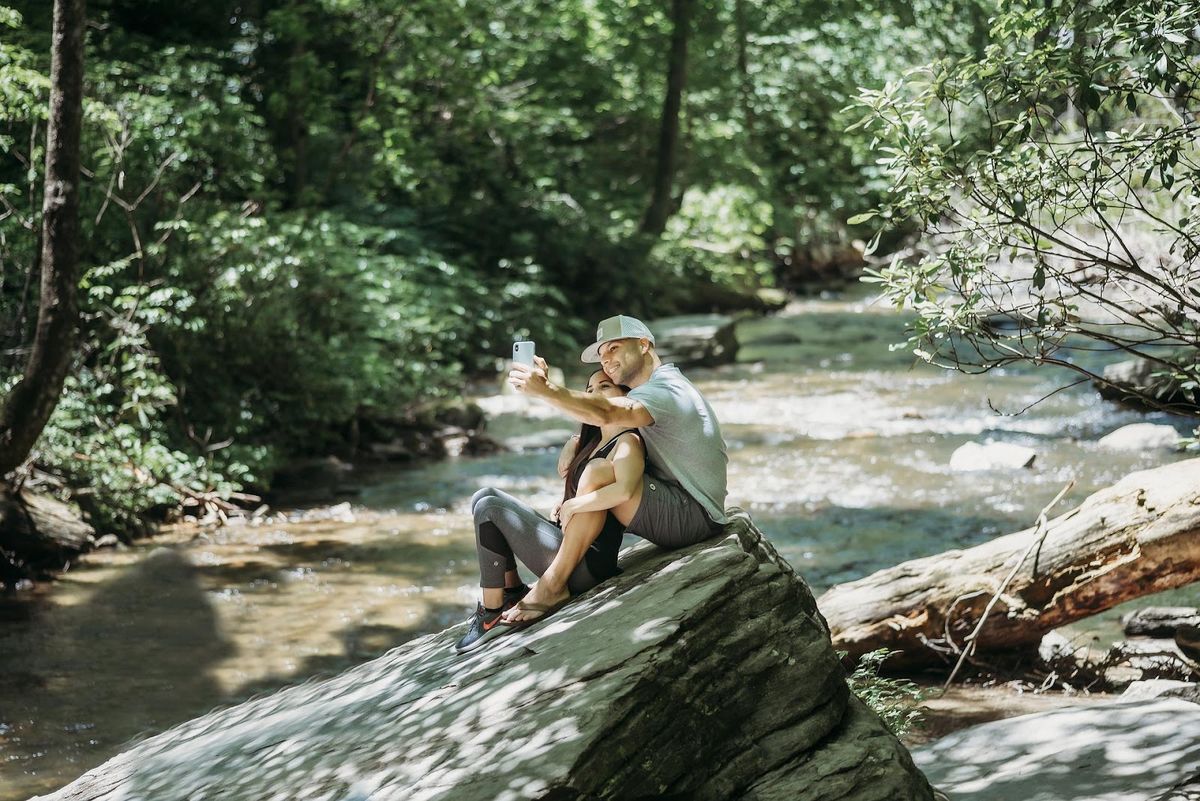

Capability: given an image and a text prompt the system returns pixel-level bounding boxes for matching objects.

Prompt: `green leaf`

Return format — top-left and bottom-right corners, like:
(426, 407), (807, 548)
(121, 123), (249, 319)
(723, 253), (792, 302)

(847, 212), (877, 225)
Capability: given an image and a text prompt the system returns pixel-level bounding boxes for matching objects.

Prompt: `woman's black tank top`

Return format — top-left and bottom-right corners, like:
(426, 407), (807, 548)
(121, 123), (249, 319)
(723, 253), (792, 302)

(581, 429), (641, 581)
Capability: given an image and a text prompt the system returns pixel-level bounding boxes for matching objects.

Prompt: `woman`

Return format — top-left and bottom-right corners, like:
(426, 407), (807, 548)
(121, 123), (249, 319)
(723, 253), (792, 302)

(455, 370), (645, 653)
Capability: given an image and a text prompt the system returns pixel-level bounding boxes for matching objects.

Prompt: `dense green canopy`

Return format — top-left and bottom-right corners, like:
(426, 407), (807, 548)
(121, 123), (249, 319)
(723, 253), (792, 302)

(1, 0), (995, 528)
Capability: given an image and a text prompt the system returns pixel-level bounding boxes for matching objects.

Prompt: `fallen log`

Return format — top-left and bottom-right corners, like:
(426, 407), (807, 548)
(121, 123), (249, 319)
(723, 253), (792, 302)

(0, 484), (95, 585)
(36, 512), (934, 801)
(819, 458), (1200, 670)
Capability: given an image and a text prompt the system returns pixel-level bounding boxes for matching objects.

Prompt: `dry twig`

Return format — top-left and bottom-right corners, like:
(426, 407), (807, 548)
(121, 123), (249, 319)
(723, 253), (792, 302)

(943, 479), (1076, 689)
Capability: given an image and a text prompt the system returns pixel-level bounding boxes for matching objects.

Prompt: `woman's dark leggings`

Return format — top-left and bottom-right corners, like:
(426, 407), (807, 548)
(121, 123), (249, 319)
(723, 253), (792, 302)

(472, 487), (600, 595)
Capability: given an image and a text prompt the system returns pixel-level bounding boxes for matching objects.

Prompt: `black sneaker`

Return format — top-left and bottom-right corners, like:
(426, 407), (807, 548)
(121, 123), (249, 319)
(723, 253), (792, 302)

(454, 584), (530, 654)
(455, 602), (513, 653)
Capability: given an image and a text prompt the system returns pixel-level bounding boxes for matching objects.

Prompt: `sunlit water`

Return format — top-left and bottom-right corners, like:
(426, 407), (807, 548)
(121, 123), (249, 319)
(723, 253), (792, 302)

(2, 289), (1197, 799)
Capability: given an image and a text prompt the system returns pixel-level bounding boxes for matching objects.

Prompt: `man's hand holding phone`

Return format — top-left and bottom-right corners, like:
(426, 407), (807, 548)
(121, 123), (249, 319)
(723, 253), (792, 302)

(508, 344), (552, 397)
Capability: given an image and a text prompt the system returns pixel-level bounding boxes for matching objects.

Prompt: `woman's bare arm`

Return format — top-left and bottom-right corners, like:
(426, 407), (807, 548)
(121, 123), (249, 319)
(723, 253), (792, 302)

(557, 434), (581, 478)
(562, 436), (644, 514)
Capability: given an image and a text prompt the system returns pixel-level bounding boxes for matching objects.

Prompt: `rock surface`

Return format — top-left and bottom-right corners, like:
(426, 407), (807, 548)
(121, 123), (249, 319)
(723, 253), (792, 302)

(1122, 607), (1200, 638)
(1122, 679), (1200, 703)
(649, 313), (739, 367)
(36, 512), (932, 801)
(1097, 422), (1181, 451)
(914, 699), (1200, 801)
(1095, 639), (1200, 686)
(1095, 356), (1200, 413)
(948, 441), (1037, 471)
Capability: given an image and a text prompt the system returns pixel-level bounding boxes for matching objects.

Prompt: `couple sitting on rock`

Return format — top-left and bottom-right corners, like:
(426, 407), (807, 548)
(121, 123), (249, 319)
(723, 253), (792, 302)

(455, 315), (730, 653)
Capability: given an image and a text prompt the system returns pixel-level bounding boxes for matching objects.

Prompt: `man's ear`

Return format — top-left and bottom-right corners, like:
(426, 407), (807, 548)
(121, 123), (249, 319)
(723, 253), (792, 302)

(639, 337), (650, 354)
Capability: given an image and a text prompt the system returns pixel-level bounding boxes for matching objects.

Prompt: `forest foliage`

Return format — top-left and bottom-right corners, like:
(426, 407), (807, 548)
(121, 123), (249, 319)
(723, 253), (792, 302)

(856, 0), (1200, 417)
(0, 0), (1075, 531)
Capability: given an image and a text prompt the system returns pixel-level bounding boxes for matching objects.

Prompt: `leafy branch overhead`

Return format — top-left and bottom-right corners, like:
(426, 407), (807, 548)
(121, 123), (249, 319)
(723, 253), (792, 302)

(854, 0), (1200, 416)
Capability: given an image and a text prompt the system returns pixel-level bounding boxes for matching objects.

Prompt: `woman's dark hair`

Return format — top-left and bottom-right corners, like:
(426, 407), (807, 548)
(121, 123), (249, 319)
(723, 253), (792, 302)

(562, 372), (631, 501)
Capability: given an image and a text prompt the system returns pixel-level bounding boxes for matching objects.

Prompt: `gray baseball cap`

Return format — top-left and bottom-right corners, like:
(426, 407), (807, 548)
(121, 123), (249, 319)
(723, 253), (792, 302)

(580, 315), (656, 363)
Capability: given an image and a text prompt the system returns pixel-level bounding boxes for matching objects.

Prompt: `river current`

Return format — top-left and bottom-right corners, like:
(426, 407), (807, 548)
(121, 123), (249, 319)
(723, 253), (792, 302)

(2, 288), (1196, 799)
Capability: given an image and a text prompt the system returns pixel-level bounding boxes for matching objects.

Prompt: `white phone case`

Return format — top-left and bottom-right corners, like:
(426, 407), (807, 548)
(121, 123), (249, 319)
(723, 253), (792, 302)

(513, 340), (536, 366)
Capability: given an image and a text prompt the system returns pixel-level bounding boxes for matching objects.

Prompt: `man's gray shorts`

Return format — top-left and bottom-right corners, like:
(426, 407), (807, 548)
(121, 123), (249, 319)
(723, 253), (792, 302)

(627, 473), (724, 549)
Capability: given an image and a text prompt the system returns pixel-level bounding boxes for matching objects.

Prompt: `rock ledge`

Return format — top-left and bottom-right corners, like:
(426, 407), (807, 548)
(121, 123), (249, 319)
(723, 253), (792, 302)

(38, 512), (932, 801)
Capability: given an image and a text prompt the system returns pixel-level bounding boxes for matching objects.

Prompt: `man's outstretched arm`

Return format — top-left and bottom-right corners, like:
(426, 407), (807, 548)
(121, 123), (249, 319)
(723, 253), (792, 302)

(509, 359), (654, 428)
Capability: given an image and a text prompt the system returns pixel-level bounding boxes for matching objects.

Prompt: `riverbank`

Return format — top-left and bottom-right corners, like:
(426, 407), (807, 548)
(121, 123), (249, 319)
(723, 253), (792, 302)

(2, 287), (1197, 799)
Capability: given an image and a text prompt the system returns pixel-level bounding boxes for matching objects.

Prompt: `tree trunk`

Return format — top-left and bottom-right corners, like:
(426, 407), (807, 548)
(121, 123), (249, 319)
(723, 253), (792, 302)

(283, 30), (310, 209)
(0, 0), (86, 477)
(819, 458), (1200, 670)
(639, 0), (693, 237)
(0, 485), (95, 585)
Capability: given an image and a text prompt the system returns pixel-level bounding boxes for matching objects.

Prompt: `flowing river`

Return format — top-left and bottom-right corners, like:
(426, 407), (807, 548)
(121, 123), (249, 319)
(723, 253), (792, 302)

(2, 288), (1197, 800)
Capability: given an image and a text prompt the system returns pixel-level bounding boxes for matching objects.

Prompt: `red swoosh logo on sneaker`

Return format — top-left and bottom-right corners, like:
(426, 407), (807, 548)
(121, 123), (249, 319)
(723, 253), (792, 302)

(482, 614), (505, 631)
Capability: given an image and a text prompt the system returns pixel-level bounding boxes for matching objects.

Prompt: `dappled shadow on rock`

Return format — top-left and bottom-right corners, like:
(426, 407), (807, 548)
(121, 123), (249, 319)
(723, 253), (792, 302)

(914, 698), (1200, 801)
(37, 512), (934, 801)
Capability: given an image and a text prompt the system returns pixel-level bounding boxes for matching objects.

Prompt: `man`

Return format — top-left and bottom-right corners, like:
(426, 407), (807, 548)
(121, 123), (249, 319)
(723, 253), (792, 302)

(503, 314), (728, 623)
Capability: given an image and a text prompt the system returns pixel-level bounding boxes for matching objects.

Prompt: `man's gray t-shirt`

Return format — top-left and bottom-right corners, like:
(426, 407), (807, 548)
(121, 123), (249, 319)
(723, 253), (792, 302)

(627, 364), (728, 524)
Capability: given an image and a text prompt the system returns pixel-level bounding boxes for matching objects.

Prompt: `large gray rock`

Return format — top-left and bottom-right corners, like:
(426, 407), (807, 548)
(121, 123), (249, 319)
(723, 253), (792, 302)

(1097, 423), (1181, 451)
(649, 314), (739, 367)
(948, 441), (1037, 471)
(915, 699), (1200, 801)
(1122, 607), (1200, 638)
(1098, 639), (1199, 685)
(36, 513), (932, 801)
(1122, 679), (1200, 703)
(1095, 356), (1200, 413)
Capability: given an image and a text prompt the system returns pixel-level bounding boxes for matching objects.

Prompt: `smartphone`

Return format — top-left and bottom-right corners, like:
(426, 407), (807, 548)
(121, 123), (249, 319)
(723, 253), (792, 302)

(513, 340), (536, 367)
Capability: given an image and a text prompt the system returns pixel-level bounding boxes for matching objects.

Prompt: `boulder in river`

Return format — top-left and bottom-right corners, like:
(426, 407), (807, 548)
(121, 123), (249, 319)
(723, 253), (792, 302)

(1122, 607), (1200, 638)
(914, 699), (1200, 801)
(1098, 639), (1199, 685)
(36, 512), (934, 801)
(1097, 423), (1181, 451)
(948, 441), (1037, 471)
(1095, 355), (1200, 413)
(649, 313), (739, 367)
(1122, 679), (1200, 703)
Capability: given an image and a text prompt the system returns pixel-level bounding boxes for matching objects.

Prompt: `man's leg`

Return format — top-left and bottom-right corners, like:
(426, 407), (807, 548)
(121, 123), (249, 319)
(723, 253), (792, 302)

(620, 476), (720, 549)
(503, 460), (626, 623)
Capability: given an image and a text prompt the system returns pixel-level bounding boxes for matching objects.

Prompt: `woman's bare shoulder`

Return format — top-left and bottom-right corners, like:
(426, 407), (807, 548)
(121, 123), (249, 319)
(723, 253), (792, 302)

(614, 430), (645, 451)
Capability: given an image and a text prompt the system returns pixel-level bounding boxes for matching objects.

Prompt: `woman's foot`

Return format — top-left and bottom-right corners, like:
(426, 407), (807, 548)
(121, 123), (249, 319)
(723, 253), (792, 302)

(455, 603), (513, 653)
(454, 584), (530, 654)
(501, 582), (569, 624)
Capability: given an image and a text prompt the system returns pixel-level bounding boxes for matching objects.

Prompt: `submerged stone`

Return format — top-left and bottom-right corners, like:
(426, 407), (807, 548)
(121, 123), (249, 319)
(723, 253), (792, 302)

(948, 441), (1037, 471)
(1097, 422), (1181, 451)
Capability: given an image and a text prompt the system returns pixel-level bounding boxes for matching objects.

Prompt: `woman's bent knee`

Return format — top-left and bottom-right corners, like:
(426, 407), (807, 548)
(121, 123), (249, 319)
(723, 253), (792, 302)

(471, 486), (501, 513)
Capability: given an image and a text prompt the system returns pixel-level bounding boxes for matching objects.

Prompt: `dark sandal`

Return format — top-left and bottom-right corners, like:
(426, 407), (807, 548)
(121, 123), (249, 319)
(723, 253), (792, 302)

(500, 597), (569, 629)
